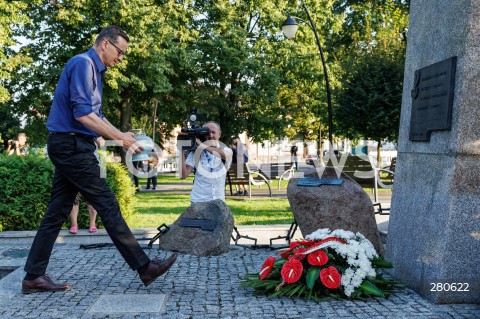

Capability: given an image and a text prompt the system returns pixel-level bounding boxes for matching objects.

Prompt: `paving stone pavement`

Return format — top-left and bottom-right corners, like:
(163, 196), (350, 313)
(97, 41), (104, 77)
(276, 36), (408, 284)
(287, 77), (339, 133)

(0, 243), (479, 319)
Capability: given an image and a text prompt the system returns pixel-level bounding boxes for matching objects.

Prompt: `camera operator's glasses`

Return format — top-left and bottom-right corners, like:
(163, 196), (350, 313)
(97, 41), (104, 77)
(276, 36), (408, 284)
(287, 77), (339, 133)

(107, 39), (126, 57)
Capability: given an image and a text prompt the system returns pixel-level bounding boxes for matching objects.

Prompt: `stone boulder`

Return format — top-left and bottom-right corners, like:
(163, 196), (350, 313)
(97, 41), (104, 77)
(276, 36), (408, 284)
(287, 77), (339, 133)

(287, 167), (384, 255)
(158, 199), (234, 256)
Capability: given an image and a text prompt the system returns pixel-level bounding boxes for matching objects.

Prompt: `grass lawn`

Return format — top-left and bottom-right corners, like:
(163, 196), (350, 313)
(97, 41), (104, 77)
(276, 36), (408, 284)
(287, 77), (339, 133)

(126, 172), (391, 229)
(127, 191), (294, 228)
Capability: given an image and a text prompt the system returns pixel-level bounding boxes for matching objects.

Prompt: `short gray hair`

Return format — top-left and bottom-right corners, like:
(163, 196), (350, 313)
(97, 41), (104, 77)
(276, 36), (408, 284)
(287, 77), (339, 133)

(203, 121), (221, 132)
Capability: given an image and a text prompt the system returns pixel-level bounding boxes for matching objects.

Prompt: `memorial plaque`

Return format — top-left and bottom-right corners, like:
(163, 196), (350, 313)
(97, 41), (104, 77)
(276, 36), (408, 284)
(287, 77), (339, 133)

(297, 178), (344, 187)
(409, 56), (456, 142)
(179, 218), (216, 231)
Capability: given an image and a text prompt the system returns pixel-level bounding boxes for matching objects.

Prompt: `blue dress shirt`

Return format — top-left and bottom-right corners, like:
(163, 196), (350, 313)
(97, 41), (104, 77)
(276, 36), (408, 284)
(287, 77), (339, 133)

(46, 48), (106, 136)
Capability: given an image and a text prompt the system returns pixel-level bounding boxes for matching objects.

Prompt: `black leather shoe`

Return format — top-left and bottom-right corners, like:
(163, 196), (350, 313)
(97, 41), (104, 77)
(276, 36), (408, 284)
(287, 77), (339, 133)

(22, 274), (71, 294)
(139, 253), (178, 287)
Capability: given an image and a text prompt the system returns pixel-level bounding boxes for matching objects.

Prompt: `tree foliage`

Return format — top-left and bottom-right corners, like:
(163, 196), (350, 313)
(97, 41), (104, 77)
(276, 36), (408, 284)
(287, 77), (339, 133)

(335, 52), (404, 143)
(0, 0), (41, 147)
(330, 0), (409, 147)
(3, 0), (410, 150)
(7, 0), (198, 146)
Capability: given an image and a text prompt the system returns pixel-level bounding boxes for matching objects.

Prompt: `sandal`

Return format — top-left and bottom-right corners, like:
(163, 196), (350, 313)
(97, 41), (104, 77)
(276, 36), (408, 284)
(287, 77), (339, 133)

(69, 226), (78, 234)
(89, 226), (98, 233)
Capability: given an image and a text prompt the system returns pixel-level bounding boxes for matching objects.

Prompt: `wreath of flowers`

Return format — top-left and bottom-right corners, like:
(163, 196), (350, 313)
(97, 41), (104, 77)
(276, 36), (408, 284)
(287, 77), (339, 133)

(242, 228), (397, 300)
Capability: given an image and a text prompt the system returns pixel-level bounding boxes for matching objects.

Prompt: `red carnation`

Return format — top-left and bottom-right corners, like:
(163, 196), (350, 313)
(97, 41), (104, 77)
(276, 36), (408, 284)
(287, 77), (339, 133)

(320, 266), (342, 289)
(307, 250), (329, 266)
(280, 258), (303, 284)
(259, 256), (276, 280)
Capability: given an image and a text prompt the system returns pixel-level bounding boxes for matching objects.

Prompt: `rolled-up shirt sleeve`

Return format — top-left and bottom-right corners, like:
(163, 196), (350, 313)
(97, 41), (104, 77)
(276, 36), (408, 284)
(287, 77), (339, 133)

(69, 57), (95, 119)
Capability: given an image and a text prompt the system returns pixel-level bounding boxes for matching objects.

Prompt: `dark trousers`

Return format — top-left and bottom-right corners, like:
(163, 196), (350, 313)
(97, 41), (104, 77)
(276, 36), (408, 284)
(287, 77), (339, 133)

(24, 134), (150, 275)
(146, 176), (157, 189)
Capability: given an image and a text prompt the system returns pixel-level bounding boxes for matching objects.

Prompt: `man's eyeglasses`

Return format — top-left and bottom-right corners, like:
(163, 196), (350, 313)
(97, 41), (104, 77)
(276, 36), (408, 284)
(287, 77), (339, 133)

(107, 39), (126, 57)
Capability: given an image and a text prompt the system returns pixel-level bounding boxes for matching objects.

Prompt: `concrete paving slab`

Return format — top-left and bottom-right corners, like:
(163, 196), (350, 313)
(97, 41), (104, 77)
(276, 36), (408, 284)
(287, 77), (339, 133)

(87, 294), (167, 314)
(0, 268), (24, 301)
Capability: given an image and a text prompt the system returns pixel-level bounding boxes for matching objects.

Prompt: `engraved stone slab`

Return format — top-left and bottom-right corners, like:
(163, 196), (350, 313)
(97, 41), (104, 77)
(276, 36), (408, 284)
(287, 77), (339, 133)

(88, 294), (166, 314)
(409, 56), (456, 141)
(159, 199), (234, 256)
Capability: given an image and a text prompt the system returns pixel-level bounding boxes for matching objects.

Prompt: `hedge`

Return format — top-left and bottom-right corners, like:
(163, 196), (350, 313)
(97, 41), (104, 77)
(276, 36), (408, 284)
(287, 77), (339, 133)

(0, 153), (137, 231)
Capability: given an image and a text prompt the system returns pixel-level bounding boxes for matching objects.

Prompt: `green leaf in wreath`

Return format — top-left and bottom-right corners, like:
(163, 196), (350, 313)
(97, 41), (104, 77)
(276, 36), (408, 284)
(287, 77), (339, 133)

(359, 280), (385, 297)
(273, 258), (288, 268)
(371, 257), (393, 268)
(306, 266), (321, 289)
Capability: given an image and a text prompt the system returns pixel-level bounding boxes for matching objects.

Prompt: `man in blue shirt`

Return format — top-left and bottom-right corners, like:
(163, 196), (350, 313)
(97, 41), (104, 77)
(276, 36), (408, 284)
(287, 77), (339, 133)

(22, 26), (177, 294)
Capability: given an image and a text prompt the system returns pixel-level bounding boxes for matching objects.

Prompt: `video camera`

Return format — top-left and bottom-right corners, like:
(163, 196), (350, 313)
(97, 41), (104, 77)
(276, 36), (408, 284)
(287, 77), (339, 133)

(178, 107), (210, 151)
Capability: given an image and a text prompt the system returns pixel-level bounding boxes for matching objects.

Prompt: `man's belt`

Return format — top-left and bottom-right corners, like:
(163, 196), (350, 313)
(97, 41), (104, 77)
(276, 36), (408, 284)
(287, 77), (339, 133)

(49, 132), (96, 140)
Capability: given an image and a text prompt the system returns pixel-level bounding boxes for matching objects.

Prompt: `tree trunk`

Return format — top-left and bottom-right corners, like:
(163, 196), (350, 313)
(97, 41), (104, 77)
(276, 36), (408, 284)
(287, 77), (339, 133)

(377, 139), (382, 168)
(318, 126), (325, 166)
(120, 97), (133, 164)
(120, 97), (133, 132)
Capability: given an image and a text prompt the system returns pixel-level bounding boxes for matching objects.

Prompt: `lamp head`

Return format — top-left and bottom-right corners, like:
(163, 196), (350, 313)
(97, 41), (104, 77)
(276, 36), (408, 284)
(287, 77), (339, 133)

(281, 16), (299, 39)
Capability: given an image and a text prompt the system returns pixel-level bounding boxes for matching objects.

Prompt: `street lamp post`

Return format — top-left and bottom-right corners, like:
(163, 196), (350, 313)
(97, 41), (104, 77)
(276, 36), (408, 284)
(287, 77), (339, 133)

(281, 2), (333, 150)
(152, 101), (159, 142)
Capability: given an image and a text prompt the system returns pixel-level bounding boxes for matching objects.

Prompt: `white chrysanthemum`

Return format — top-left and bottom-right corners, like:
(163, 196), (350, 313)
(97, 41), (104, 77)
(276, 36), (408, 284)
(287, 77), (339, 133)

(305, 228), (384, 297)
(355, 268), (366, 278)
(341, 275), (351, 285)
(347, 250), (358, 260)
(331, 229), (355, 240)
(347, 258), (359, 267)
(350, 240), (361, 247)
(336, 245), (349, 256)
(305, 228), (331, 240)
(351, 275), (364, 288)
(358, 256), (371, 269)
(356, 232), (367, 240)
(344, 268), (355, 277)
(344, 286), (355, 297)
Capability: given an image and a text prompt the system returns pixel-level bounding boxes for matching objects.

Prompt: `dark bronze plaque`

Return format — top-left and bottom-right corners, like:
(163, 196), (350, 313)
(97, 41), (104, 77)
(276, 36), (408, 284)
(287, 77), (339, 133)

(297, 178), (344, 187)
(179, 218), (216, 231)
(409, 56), (456, 141)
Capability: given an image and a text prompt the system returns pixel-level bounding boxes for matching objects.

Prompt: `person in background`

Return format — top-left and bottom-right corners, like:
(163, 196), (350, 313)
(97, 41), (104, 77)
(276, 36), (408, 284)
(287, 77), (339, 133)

(231, 136), (249, 196)
(7, 133), (29, 156)
(132, 160), (144, 191)
(146, 155), (158, 190)
(69, 193), (98, 234)
(180, 121), (232, 204)
(290, 143), (298, 170)
(69, 135), (104, 234)
(22, 25), (177, 294)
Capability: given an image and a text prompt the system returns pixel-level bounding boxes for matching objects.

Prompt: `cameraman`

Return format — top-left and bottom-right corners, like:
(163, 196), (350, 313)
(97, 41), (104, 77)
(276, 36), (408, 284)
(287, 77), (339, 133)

(180, 121), (232, 203)
(7, 133), (29, 156)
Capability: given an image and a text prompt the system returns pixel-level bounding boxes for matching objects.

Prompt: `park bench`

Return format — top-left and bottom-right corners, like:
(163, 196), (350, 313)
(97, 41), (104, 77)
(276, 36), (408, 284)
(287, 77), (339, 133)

(258, 162), (295, 190)
(325, 155), (394, 202)
(226, 163), (272, 198)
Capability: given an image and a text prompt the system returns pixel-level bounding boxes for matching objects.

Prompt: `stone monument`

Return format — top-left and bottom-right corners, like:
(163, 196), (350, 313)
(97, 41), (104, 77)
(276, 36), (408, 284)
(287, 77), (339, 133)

(158, 200), (234, 256)
(386, 0), (480, 303)
(287, 167), (384, 255)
